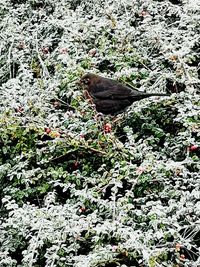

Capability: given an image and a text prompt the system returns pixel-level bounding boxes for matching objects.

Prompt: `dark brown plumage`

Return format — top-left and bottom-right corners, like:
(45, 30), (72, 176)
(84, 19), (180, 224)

(80, 73), (169, 115)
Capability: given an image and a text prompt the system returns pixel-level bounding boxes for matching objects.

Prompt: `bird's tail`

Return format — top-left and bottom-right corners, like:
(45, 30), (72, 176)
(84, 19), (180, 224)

(131, 93), (169, 101)
(144, 93), (169, 97)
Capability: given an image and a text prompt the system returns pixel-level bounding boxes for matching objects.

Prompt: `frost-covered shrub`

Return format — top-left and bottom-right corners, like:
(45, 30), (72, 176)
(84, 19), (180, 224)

(0, 0), (200, 266)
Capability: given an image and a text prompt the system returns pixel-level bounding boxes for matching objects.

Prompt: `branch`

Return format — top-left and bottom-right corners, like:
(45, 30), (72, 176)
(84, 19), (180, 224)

(8, 39), (14, 78)
(35, 28), (49, 77)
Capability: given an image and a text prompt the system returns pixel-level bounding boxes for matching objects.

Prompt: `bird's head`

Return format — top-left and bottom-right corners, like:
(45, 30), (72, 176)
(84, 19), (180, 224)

(79, 73), (99, 91)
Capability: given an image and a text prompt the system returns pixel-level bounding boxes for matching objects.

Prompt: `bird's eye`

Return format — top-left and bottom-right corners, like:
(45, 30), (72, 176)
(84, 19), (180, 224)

(83, 78), (90, 84)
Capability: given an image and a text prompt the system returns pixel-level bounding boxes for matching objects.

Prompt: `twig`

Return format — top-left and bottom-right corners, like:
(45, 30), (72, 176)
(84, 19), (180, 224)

(53, 97), (75, 110)
(177, 55), (195, 90)
(50, 144), (107, 162)
(35, 28), (49, 77)
(8, 39), (14, 78)
(80, 145), (107, 155)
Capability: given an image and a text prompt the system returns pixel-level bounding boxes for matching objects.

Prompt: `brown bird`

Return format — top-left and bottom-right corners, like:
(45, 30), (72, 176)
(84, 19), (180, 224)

(80, 73), (169, 115)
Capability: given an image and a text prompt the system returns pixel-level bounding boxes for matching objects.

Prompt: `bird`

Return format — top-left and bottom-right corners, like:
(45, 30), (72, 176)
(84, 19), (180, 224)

(79, 73), (169, 115)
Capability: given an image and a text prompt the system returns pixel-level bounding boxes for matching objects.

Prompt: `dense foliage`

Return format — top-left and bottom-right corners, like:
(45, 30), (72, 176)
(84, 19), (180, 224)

(0, 0), (200, 266)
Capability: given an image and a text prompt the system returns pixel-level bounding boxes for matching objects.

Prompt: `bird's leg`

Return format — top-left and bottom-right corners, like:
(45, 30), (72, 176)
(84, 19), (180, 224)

(83, 90), (103, 117)
(83, 90), (94, 104)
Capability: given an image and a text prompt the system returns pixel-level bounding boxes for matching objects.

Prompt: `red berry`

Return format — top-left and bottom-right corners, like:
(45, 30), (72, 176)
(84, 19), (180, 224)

(42, 47), (49, 54)
(190, 145), (199, 152)
(16, 106), (24, 113)
(180, 254), (185, 261)
(18, 41), (25, 49)
(79, 206), (86, 212)
(44, 127), (51, 134)
(112, 245), (118, 252)
(140, 11), (149, 16)
(88, 48), (97, 57)
(53, 101), (60, 108)
(73, 161), (79, 170)
(104, 123), (112, 133)
(59, 48), (68, 54)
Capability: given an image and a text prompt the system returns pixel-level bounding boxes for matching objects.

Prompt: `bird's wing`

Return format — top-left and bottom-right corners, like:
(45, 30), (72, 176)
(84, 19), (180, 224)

(94, 99), (131, 115)
(91, 78), (142, 100)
